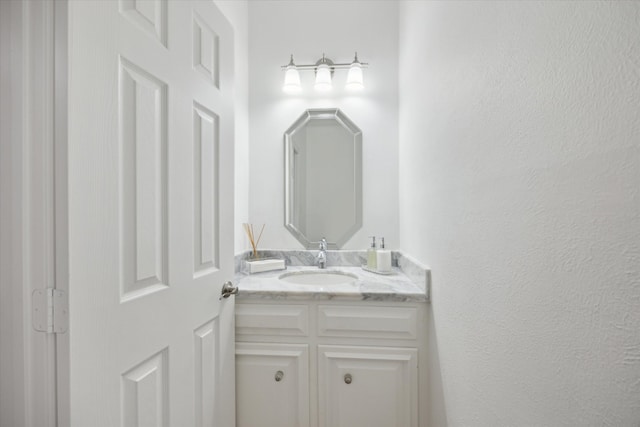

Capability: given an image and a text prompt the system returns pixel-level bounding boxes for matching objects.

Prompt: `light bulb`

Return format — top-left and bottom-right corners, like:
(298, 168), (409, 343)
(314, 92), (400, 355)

(346, 53), (364, 91)
(314, 63), (332, 92)
(282, 65), (301, 93)
(346, 63), (364, 91)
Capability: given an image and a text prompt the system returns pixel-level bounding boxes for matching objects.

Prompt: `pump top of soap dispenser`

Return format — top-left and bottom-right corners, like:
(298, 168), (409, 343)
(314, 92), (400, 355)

(369, 236), (376, 248)
(380, 237), (386, 249)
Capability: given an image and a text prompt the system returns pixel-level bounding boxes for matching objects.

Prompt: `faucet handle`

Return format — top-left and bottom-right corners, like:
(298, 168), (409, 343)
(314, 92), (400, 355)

(319, 237), (328, 250)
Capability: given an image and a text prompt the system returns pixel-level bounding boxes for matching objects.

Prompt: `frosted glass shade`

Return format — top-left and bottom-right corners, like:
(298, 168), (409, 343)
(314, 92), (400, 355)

(345, 63), (364, 91)
(314, 63), (332, 92)
(282, 66), (301, 93)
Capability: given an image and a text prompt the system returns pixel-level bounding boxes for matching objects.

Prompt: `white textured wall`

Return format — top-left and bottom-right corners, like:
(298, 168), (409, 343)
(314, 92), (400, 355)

(214, 0), (250, 254)
(247, 1), (399, 250)
(399, 1), (640, 425)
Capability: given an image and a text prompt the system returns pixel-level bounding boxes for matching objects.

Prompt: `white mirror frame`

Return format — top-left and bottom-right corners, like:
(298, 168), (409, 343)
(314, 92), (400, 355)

(284, 108), (363, 249)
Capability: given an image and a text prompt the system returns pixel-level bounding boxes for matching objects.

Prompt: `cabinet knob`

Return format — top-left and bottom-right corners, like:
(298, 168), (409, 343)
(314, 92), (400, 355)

(275, 370), (284, 382)
(344, 373), (352, 384)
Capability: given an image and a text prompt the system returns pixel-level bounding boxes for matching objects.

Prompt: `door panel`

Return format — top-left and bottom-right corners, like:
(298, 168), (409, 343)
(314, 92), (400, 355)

(194, 319), (219, 427)
(67, 1), (235, 425)
(193, 102), (220, 277)
(121, 349), (169, 427)
(119, 56), (169, 301)
(120, 0), (168, 47)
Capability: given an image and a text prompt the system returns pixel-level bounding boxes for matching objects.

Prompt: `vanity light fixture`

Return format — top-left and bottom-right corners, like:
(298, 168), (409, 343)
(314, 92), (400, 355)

(345, 52), (364, 91)
(282, 55), (302, 94)
(314, 55), (333, 92)
(281, 52), (368, 93)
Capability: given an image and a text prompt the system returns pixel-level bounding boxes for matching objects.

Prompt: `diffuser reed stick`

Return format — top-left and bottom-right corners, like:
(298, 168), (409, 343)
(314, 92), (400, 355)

(243, 223), (265, 258)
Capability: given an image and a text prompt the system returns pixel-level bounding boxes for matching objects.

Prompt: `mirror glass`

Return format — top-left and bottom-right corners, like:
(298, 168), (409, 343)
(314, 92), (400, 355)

(285, 108), (362, 248)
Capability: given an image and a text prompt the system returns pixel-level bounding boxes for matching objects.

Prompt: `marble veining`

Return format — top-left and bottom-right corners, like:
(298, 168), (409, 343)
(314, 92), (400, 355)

(234, 250), (430, 302)
(395, 251), (431, 298)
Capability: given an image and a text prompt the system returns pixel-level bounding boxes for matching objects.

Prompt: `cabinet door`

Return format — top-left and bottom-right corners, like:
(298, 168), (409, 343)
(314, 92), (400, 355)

(236, 343), (310, 427)
(318, 345), (418, 427)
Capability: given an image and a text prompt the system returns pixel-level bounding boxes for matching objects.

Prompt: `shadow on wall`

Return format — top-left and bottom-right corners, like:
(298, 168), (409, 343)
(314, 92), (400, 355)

(427, 303), (448, 427)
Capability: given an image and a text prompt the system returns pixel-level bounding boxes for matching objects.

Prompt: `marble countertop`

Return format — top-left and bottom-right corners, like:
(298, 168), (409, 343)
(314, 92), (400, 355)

(235, 265), (428, 302)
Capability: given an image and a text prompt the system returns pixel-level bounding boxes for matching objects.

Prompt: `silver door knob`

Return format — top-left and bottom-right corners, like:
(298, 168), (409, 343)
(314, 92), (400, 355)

(220, 281), (238, 299)
(275, 370), (284, 382)
(344, 373), (352, 384)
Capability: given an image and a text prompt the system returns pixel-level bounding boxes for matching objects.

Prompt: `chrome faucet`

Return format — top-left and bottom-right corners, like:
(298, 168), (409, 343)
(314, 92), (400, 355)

(317, 237), (327, 269)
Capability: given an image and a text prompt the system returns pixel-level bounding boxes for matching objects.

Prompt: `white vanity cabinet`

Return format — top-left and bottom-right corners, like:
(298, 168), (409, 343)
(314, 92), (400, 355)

(318, 345), (418, 427)
(236, 342), (310, 427)
(235, 300), (428, 427)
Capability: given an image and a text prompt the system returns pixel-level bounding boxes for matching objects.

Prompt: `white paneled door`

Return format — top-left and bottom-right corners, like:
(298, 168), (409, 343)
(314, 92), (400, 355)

(67, 1), (235, 425)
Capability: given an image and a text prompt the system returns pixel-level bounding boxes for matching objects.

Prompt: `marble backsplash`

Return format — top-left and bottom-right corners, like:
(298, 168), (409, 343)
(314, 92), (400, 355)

(235, 249), (431, 300)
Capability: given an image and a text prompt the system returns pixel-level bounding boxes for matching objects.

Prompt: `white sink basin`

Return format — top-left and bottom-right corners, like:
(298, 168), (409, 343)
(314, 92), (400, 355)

(278, 270), (358, 286)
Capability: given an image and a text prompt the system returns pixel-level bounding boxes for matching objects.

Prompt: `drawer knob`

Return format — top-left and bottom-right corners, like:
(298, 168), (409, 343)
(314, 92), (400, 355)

(275, 370), (284, 382)
(344, 373), (352, 384)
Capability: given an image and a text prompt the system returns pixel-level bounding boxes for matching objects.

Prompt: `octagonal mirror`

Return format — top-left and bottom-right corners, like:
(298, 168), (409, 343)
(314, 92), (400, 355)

(284, 108), (362, 248)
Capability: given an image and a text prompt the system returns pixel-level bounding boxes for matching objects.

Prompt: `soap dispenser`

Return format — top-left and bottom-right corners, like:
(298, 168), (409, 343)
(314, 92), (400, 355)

(376, 237), (392, 272)
(367, 236), (377, 269)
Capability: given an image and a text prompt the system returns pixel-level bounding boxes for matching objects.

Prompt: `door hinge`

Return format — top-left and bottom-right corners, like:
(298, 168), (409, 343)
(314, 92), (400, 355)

(32, 289), (68, 333)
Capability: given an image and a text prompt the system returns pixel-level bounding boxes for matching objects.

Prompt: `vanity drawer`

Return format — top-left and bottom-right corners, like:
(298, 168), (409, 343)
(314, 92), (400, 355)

(318, 305), (418, 340)
(236, 303), (309, 336)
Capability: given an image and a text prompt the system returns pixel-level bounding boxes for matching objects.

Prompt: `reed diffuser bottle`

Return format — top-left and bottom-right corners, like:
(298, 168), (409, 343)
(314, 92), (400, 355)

(243, 223), (265, 259)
